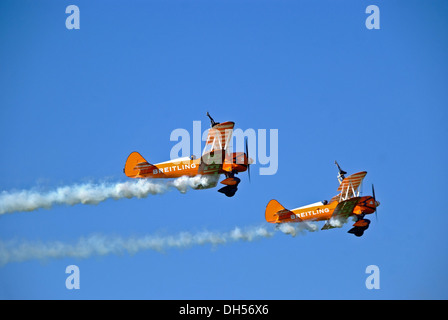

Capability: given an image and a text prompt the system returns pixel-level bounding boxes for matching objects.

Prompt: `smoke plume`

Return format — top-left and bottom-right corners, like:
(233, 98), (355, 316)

(0, 223), (320, 266)
(277, 221), (319, 236)
(0, 175), (327, 266)
(0, 176), (215, 215)
(0, 225), (273, 266)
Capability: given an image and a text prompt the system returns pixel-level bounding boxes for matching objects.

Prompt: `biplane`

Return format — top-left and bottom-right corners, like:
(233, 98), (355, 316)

(265, 162), (380, 237)
(123, 113), (252, 197)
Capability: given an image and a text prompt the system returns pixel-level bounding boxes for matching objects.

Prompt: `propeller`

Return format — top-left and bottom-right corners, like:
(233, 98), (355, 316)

(372, 184), (379, 222)
(245, 138), (251, 182)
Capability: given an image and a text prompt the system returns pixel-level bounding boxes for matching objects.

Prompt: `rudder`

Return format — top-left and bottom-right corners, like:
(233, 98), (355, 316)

(124, 151), (152, 178)
(265, 199), (286, 223)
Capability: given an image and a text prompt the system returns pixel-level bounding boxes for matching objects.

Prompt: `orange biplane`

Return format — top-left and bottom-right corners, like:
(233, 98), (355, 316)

(265, 162), (380, 237)
(124, 113), (252, 197)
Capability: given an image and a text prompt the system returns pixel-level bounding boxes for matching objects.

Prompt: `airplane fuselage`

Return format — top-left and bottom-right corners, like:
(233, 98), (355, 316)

(131, 152), (249, 179)
(271, 196), (377, 224)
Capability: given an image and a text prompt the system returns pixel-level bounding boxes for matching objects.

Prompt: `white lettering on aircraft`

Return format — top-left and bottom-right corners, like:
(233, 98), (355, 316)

(290, 207), (330, 220)
(153, 163), (197, 175)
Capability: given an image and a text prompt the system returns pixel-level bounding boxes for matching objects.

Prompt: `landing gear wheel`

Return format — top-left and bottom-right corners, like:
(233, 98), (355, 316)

(224, 189), (237, 197)
(218, 185), (238, 197)
(348, 219), (371, 237)
(348, 227), (365, 237)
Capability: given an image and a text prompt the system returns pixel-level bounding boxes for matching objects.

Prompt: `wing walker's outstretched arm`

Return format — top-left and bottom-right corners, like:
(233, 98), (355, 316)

(206, 112), (220, 127)
(335, 160), (347, 183)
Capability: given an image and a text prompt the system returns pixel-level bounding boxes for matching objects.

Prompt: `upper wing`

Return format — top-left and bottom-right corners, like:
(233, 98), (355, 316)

(329, 171), (367, 203)
(202, 121), (235, 155)
(199, 121), (235, 175)
(322, 197), (360, 230)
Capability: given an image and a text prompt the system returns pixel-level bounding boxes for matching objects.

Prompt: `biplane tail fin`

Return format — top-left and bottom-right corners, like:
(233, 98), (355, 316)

(265, 199), (288, 223)
(124, 151), (153, 178)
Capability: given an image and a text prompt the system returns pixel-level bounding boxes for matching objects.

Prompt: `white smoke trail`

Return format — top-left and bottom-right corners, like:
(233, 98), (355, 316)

(278, 222), (319, 237)
(328, 216), (349, 228)
(0, 222), (321, 266)
(0, 225), (275, 266)
(0, 176), (216, 215)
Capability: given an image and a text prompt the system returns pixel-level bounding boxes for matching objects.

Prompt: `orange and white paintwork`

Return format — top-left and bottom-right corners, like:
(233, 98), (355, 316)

(265, 170), (380, 235)
(123, 117), (252, 196)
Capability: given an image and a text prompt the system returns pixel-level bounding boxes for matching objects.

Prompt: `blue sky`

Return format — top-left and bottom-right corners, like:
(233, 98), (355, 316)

(0, 0), (447, 299)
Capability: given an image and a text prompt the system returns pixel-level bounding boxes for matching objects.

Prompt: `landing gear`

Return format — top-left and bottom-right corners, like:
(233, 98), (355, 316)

(348, 218), (371, 237)
(218, 172), (240, 197)
(218, 185), (238, 197)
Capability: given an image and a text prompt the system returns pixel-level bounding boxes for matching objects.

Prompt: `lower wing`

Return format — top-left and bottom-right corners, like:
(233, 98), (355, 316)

(321, 197), (360, 230)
